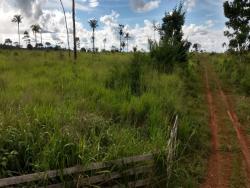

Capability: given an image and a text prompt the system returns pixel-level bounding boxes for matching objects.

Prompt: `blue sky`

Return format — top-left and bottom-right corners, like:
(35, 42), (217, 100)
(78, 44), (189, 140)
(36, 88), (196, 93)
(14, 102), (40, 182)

(73, 0), (226, 30)
(0, 0), (228, 52)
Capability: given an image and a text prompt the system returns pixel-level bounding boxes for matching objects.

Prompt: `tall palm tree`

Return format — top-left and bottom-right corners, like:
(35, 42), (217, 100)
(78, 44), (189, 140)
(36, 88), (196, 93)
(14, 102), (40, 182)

(72, 0), (77, 60)
(31, 24), (41, 46)
(88, 19), (98, 52)
(12, 15), (23, 47)
(124, 33), (130, 52)
(118, 24), (124, 52)
(59, 0), (70, 57)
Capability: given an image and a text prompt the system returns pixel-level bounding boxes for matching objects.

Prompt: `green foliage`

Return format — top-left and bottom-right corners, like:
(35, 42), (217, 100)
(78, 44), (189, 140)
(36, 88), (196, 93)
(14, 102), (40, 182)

(151, 4), (191, 72)
(223, 0), (250, 51)
(0, 50), (210, 188)
(0, 50), (184, 178)
(214, 53), (250, 95)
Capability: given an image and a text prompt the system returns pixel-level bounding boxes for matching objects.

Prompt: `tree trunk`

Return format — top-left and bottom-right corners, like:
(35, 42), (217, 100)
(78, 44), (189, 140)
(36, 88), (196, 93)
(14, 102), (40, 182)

(120, 36), (122, 52)
(72, 0), (77, 61)
(18, 23), (20, 47)
(60, 0), (71, 57)
(92, 29), (95, 52)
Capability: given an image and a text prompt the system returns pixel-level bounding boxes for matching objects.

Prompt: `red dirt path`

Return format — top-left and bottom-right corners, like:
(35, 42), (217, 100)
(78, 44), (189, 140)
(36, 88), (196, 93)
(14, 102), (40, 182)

(201, 66), (223, 188)
(202, 62), (250, 187)
(216, 78), (250, 182)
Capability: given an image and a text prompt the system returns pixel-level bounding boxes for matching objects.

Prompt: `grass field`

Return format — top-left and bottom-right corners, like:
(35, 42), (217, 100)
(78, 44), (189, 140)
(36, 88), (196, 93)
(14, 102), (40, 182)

(0, 50), (209, 186)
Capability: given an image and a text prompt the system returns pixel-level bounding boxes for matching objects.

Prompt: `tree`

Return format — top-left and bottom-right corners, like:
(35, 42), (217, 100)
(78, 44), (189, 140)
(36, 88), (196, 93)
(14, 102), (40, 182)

(124, 33), (130, 52)
(193, 43), (201, 52)
(151, 3), (191, 72)
(88, 19), (98, 52)
(148, 38), (154, 52)
(4, 39), (12, 46)
(59, 0), (71, 57)
(76, 37), (80, 49)
(133, 46), (137, 53)
(72, 0), (77, 60)
(121, 41), (126, 52)
(118, 24), (124, 52)
(22, 31), (30, 47)
(152, 20), (159, 42)
(31, 24), (41, 46)
(223, 0), (250, 51)
(12, 15), (23, 47)
(45, 42), (51, 48)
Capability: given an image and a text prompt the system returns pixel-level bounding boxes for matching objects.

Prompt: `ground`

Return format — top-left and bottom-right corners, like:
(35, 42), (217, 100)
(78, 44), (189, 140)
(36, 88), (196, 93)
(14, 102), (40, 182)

(0, 50), (249, 187)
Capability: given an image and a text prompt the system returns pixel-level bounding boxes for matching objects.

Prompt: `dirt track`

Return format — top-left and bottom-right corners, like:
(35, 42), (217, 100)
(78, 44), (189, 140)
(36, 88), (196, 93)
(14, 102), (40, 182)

(201, 61), (250, 187)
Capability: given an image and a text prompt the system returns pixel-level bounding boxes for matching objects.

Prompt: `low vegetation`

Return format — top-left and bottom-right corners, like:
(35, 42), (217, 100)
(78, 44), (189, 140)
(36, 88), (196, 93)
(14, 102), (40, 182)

(0, 50), (209, 186)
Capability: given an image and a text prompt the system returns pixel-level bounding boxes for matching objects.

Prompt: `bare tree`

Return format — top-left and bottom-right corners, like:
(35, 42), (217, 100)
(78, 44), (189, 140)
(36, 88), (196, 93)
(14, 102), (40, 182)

(72, 0), (77, 61)
(59, 0), (71, 57)
(12, 15), (23, 47)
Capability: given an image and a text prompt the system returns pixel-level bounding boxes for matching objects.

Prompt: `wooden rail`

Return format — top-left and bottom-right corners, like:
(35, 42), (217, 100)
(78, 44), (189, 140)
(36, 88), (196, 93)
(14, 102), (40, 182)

(0, 153), (154, 187)
(0, 116), (179, 187)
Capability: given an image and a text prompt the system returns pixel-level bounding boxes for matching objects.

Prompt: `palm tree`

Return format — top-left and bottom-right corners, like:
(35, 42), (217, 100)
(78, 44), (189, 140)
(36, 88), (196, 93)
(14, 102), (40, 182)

(31, 24), (41, 46)
(118, 24), (124, 52)
(59, 0), (70, 57)
(88, 19), (98, 52)
(12, 15), (23, 47)
(72, 0), (77, 60)
(124, 33), (130, 52)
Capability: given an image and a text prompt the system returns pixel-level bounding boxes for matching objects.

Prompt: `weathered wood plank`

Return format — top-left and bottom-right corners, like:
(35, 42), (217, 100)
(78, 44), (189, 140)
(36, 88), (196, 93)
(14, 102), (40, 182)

(0, 153), (153, 187)
(78, 164), (152, 185)
(43, 165), (152, 188)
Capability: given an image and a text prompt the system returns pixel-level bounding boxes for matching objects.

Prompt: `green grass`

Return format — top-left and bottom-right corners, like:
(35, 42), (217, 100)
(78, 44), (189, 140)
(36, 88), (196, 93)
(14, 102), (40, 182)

(0, 50), (209, 187)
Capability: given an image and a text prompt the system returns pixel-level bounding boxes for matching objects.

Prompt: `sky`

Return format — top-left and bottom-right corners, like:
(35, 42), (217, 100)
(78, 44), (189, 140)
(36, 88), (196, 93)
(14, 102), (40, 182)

(0, 0), (228, 52)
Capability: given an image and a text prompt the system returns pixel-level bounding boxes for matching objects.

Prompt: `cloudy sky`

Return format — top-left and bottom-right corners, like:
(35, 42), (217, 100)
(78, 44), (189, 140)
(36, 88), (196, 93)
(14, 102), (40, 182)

(0, 0), (228, 52)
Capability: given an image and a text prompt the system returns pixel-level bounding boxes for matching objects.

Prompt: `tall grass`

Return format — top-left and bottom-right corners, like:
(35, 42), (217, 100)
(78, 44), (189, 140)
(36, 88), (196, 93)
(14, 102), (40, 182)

(0, 50), (210, 187)
(213, 53), (250, 95)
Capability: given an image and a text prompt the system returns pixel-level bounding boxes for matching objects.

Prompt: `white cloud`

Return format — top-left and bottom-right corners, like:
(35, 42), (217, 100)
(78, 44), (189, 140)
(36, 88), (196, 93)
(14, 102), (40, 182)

(183, 20), (228, 52)
(0, 1), (228, 52)
(130, 0), (161, 13)
(184, 0), (196, 12)
(100, 10), (119, 27)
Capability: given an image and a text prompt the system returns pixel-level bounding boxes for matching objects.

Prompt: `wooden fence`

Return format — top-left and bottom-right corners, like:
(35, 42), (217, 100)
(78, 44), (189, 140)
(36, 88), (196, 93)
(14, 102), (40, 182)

(0, 116), (179, 188)
(0, 154), (155, 188)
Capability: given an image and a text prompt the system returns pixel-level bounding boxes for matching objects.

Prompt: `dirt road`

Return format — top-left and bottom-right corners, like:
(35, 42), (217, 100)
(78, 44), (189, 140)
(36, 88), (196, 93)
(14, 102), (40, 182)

(201, 61), (250, 187)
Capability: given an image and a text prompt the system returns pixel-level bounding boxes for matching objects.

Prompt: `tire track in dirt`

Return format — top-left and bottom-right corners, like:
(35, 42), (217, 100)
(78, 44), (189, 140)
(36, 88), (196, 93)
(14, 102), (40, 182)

(201, 64), (222, 188)
(201, 60), (250, 187)
(214, 73), (250, 183)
